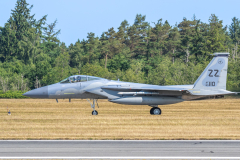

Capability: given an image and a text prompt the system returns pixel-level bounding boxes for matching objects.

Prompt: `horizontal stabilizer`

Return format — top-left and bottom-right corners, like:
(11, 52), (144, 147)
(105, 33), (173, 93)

(188, 89), (237, 96)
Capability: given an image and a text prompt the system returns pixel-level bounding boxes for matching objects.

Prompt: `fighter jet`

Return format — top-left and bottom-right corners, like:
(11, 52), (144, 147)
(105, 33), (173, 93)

(23, 53), (237, 115)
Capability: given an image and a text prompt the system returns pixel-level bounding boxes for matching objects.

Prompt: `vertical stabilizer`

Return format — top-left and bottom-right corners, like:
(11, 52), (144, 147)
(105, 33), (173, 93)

(193, 53), (229, 90)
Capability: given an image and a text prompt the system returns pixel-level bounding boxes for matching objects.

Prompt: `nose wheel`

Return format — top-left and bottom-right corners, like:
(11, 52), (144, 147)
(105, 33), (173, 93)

(87, 99), (99, 115)
(150, 107), (161, 115)
(92, 110), (98, 115)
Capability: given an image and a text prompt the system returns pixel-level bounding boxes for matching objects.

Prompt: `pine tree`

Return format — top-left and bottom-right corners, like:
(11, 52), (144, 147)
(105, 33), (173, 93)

(229, 17), (240, 43)
(178, 17), (196, 63)
(207, 14), (226, 52)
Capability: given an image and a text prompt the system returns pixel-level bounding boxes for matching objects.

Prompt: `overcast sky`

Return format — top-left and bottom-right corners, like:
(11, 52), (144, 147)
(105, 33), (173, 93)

(1, 0), (240, 46)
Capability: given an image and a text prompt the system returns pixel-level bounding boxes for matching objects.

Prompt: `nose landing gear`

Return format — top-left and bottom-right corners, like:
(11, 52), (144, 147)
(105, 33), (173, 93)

(92, 110), (98, 115)
(87, 99), (99, 115)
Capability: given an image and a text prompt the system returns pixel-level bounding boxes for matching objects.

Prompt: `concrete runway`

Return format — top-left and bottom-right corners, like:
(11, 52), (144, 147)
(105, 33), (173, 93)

(0, 140), (240, 159)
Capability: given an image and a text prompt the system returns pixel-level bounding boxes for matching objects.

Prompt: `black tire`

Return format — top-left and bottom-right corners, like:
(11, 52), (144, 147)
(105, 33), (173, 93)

(150, 108), (154, 115)
(92, 110), (98, 115)
(152, 107), (161, 115)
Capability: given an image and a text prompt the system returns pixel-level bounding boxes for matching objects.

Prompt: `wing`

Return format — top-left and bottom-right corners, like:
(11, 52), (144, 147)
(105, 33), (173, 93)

(101, 84), (194, 96)
(101, 85), (239, 96)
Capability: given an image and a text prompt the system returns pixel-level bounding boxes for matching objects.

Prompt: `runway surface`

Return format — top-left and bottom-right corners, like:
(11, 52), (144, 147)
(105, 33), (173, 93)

(0, 140), (240, 159)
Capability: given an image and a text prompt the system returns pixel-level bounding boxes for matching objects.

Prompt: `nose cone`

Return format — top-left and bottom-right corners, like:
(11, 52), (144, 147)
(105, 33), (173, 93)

(23, 86), (49, 98)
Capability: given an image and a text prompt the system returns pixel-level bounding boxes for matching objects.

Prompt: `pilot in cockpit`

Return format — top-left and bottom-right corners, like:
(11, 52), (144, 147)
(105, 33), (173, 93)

(77, 76), (81, 82)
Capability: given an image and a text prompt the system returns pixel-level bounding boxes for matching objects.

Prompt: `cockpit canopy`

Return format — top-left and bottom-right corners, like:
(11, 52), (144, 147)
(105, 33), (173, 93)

(60, 75), (104, 83)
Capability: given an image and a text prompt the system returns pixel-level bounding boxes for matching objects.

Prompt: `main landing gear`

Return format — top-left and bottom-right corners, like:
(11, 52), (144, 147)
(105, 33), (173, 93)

(150, 106), (162, 115)
(87, 99), (99, 115)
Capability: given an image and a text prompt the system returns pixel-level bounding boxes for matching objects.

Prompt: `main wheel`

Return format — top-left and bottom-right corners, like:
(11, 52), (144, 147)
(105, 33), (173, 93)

(150, 107), (161, 115)
(92, 110), (98, 115)
(150, 108), (154, 114)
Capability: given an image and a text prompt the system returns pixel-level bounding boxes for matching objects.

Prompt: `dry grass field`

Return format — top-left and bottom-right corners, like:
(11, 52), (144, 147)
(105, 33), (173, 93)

(0, 98), (240, 140)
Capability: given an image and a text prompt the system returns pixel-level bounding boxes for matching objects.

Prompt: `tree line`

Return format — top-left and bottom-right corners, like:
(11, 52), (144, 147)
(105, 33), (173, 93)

(0, 0), (240, 97)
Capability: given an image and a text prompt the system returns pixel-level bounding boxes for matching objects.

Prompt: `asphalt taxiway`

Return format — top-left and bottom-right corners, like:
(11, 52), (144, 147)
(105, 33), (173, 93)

(0, 140), (240, 159)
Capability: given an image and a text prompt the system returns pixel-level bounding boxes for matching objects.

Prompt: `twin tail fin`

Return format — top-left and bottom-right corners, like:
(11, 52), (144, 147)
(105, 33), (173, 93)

(188, 53), (236, 96)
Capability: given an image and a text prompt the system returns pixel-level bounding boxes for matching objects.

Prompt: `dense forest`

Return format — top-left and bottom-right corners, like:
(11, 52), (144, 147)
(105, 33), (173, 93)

(0, 0), (240, 98)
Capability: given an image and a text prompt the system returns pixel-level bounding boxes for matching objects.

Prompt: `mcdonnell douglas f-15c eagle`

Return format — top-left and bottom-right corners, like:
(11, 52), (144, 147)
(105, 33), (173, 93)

(23, 53), (238, 115)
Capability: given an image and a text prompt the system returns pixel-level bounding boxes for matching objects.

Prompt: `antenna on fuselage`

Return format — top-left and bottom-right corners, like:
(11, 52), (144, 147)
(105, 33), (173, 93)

(56, 99), (58, 103)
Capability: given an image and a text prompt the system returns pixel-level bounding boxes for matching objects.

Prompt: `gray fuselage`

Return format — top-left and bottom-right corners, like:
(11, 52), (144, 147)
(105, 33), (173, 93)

(23, 76), (193, 105)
